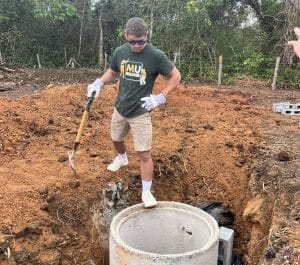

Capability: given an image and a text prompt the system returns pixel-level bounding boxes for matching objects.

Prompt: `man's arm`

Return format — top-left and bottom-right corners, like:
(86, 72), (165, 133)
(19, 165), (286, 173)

(87, 68), (119, 97)
(140, 66), (181, 111)
(288, 27), (300, 58)
(161, 66), (181, 97)
(100, 68), (119, 84)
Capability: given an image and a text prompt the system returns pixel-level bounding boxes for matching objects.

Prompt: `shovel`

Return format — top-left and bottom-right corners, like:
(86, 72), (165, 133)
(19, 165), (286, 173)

(68, 91), (96, 176)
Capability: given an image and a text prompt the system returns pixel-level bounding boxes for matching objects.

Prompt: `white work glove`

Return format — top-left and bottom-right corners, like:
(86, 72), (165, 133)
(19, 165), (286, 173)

(141, 92), (167, 111)
(87, 78), (104, 97)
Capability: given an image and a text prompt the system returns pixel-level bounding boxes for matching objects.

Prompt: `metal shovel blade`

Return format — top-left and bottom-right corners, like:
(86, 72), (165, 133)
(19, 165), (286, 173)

(68, 150), (77, 177)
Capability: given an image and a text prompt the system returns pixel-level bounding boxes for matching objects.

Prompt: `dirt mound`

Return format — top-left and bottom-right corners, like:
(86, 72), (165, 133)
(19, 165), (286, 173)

(0, 70), (299, 265)
(0, 68), (102, 98)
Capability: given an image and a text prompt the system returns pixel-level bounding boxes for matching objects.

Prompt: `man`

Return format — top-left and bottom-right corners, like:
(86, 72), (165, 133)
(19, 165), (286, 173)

(87, 17), (181, 208)
(288, 27), (300, 58)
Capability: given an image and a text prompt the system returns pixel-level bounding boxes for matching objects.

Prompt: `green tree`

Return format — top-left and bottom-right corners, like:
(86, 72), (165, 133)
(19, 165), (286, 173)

(33, 0), (77, 22)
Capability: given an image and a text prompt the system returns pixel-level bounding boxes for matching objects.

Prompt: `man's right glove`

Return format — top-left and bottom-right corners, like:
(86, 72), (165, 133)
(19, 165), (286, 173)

(87, 78), (104, 97)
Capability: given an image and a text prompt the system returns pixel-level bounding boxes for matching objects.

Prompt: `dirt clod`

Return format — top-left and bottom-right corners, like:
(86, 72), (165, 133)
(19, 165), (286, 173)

(58, 155), (68, 162)
(277, 151), (291, 161)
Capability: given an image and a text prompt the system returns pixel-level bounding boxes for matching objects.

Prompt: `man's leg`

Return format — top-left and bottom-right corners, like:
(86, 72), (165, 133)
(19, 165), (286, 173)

(138, 150), (157, 208)
(129, 112), (156, 207)
(138, 150), (153, 182)
(112, 140), (126, 155)
(107, 109), (129, 172)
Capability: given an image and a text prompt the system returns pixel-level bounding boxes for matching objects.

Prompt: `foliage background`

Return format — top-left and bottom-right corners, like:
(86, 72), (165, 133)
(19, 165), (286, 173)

(0, 0), (299, 87)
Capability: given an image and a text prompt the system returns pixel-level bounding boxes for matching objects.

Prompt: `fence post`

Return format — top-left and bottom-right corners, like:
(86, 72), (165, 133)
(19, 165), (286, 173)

(272, 57), (281, 90)
(36, 54), (41, 69)
(218, 55), (223, 87)
(64, 47), (68, 67)
(104, 53), (107, 70)
(173, 52), (178, 64)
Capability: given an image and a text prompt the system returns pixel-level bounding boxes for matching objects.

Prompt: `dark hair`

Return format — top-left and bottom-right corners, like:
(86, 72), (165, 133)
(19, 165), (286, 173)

(125, 17), (148, 37)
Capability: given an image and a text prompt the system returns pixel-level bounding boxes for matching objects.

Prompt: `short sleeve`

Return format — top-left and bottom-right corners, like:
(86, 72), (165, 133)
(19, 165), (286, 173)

(156, 50), (174, 77)
(110, 49), (119, 72)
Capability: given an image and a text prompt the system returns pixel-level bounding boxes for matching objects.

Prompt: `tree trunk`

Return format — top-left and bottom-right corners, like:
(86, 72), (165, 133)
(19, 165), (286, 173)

(78, 0), (86, 57)
(149, 10), (154, 41)
(145, 0), (157, 42)
(244, 0), (276, 35)
(98, 11), (104, 68)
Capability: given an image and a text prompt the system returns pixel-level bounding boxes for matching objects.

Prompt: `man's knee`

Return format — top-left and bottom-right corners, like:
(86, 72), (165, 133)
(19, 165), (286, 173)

(138, 150), (151, 162)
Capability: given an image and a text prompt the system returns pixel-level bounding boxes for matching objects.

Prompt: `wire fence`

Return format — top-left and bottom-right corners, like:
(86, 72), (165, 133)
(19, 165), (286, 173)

(1, 47), (299, 89)
(177, 56), (300, 89)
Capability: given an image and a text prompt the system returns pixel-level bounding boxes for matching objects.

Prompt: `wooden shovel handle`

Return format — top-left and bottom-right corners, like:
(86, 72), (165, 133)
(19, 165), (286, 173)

(75, 111), (89, 143)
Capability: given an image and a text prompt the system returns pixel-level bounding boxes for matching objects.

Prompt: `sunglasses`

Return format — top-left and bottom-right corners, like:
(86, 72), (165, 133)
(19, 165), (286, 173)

(127, 39), (147, 45)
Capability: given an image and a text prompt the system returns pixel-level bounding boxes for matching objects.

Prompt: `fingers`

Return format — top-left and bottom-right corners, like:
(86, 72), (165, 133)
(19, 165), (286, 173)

(288, 40), (297, 46)
(140, 97), (149, 102)
(294, 27), (300, 39)
(141, 102), (151, 111)
(140, 95), (155, 111)
(141, 104), (151, 111)
(141, 99), (153, 111)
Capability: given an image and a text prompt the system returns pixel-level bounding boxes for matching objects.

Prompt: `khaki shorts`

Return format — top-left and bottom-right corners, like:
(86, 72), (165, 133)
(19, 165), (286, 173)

(111, 108), (152, 152)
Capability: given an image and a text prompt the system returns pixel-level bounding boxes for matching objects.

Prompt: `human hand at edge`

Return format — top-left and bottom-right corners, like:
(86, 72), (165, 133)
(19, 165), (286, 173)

(141, 93), (167, 111)
(288, 27), (300, 58)
(87, 78), (104, 97)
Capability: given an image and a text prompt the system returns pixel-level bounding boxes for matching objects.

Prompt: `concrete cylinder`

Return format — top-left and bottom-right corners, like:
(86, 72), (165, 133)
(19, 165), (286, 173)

(109, 201), (219, 265)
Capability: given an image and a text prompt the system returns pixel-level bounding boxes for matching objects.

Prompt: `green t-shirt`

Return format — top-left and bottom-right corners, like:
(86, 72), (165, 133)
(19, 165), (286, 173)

(110, 43), (174, 118)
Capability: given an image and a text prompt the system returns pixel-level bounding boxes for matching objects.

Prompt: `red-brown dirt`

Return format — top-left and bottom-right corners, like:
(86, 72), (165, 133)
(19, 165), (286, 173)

(0, 69), (299, 265)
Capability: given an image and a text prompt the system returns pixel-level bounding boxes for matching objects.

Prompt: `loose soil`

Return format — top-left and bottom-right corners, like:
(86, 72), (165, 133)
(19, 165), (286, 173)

(0, 69), (299, 265)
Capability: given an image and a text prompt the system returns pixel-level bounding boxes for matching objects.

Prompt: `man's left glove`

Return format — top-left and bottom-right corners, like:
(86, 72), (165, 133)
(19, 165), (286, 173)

(141, 92), (166, 111)
(87, 78), (104, 98)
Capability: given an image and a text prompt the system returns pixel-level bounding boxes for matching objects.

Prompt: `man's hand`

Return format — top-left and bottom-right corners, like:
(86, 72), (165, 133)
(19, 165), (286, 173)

(87, 78), (104, 97)
(288, 27), (300, 58)
(141, 92), (166, 111)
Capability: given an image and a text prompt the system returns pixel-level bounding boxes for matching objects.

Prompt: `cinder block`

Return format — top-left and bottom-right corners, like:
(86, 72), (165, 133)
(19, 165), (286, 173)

(218, 227), (234, 265)
(272, 102), (291, 112)
(290, 104), (300, 109)
(272, 102), (300, 115)
(281, 108), (300, 115)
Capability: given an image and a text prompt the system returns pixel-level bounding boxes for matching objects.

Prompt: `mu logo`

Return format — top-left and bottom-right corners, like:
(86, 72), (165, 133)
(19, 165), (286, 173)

(120, 60), (146, 85)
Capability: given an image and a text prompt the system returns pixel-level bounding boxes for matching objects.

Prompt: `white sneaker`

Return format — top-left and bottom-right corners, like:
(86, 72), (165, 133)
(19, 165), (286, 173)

(107, 154), (128, 172)
(142, 191), (157, 208)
